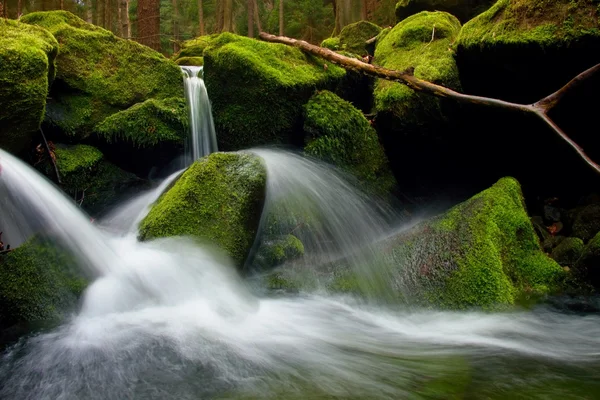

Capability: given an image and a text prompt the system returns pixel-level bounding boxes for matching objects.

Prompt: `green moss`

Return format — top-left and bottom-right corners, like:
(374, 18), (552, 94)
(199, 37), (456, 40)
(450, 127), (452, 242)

(21, 11), (183, 140)
(339, 20), (382, 55)
(303, 90), (396, 195)
(203, 32), (345, 150)
(139, 152), (266, 267)
(396, 0), (496, 23)
(320, 37), (341, 50)
(373, 11), (461, 130)
(550, 237), (584, 266)
(0, 237), (87, 327)
(54, 144), (103, 188)
(573, 231), (600, 288)
(95, 97), (188, 148)
(253, 234), (305, 270)
(385, 177), (565, 309)
(0, 18), (58, 154)
(173, 34), (220, 60)
(175, 56), (204, 66)
(571, 204), (600, 242)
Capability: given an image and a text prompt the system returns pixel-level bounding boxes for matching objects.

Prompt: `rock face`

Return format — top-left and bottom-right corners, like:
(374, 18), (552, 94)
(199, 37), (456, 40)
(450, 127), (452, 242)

(139, 152), (267, 267)
(396, 0), (496, 23)
(574, 232), (600, 288)
(321, 20), (382, 55)
(21, 11), (183, 140)
(303, 90), (396, 195)
(202, 33), (345, 151)
(0, 19), (58, 154)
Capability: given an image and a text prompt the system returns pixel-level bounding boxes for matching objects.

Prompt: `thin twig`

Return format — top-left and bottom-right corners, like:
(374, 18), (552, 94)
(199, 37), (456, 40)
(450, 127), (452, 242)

(40, 127), (61, 184)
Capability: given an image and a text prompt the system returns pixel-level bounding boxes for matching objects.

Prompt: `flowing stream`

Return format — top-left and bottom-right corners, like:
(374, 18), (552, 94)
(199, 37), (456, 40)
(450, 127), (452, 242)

(1, 147), (600, 399)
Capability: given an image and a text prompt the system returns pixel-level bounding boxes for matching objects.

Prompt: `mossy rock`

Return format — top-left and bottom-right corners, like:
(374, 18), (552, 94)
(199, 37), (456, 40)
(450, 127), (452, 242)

(574, 231), (600, 288)
(202, 32), (345, 150)
(0, 237), (87, 330)
(252, 234), (304, 271)
(175, 56), (204, 66)
(42, 144), (144, 215)
(455, 0), (600, 103)
(303, 90), (396, 195)
(0, 18), (58, 154)
(550, 237), (584, 266)
(173, 34), (220, 61)
(139, 152), (267, 267)
(21, 11), (183, 140)
(396, 0), (496, 23)
(571, 204), (600, 242)
(321, 20), (381, 55)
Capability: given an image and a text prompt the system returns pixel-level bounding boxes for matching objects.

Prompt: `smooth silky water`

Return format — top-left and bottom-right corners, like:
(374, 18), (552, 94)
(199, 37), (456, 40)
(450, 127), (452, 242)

(1, 147), (600, 400)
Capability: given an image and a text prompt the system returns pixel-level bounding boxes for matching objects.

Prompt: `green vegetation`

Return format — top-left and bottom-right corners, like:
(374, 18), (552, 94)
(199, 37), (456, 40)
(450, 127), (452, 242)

(21, 11), (183, 139)
(173, 34), (220, 60)
(0, 237), (87, 328)
(95, 97), (188, 148)
(321, 20), (381, 55)
(373, 11), (461, 133)
(303, 90), (396, 194)
(175, 56), (204, 66)
(551, 237), (584, 266)
(396, 0), (496, 23)
(0, 19), (58, 154)
(253, 234), (304, 270)
(139, 152), (266, 267)
(571, 204), (600, 242)
(203, 32), (345, 150)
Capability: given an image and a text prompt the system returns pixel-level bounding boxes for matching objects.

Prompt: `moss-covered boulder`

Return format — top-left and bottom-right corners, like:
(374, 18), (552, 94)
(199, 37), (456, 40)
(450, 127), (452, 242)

(0, 18), (58, 154)
(172, 34), (219, 61)
(21, 11), (183, 140)
(252, 234), (305, 271)
(139, 152), (266, 266)
(372, 11), (462, 196)
(571, 204), (600, 243)
(175, 56), (204, 66)
(41, 144), (144, 215)
(574, 232), (600, 288)
(303, 90), (396, 194)
(203, 32), (345, 150)
(550, 237), (584, 266)
(0, 237), (87, 330)
(396, 0), (496, 23)
(321, 21), (382, 55)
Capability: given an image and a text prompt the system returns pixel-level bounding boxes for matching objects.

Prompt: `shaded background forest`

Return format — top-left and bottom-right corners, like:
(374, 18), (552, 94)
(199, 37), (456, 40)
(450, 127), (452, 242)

(0, 0), (397, 55)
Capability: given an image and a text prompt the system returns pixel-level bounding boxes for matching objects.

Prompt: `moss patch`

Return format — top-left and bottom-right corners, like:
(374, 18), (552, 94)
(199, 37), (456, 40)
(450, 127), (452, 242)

(574, 232), (600, 288)
(303, 90), (396, 195)
(396, 0), (496, 23)
(139, 152), (267, 267)
(324, 20), (382, 55)
(571, 204), (600, 243)
(95, 97), (188, 149)
(173, 34), (220, 60)
(203, 32), (345, 150)
(0, 237), (87, 328)
(550, 237), (584, 266)
(21, 11), (183, 140)
(253, 234), (304, 270)
(175, 56), (204, 66)
(0, 18), (58, 154)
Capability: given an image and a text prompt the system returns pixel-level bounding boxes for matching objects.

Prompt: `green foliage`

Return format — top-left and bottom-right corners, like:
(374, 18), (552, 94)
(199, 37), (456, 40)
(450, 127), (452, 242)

(54, 144), (103, 188)
(373, 11), (461, 129)
(551, 237), (585, 266)
(303, 90), (396, 195)
(0, 18), (58, 154)
(203, 32), (345, 150)
(321, 37), (341, 50)
(456, 0), (600, 50)
(21, 11), (184, 140)
(266, 0), (335, 44)
(395, 0), (496, 23)
(95, 97), (188, 148)
(0, 237), (87, 327)
(139, 152), (267, 267)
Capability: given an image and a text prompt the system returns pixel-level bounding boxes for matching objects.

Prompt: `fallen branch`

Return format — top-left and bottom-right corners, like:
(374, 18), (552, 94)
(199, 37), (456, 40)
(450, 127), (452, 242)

(40, 127), (61, 184)
(259, 32), (600, 175)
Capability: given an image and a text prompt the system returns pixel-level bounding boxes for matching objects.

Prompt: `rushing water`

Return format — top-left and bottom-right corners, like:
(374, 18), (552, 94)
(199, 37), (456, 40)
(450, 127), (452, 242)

(1, 148), (600, 399)
(181, 66), (218, 162)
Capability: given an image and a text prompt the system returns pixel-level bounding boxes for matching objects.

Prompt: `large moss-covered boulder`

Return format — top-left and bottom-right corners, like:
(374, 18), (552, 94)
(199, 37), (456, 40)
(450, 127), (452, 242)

(172, 34), (219, 61)
(42, 144), (144, 215)
(372, 11), (462, 197)
(203, 33), (345, 150)
(321, 20), (382, 55)
(0, 18), (58, 154)
(0, 237), (87, 330)
(303, 90), (396, 195)
(265, 178), (565, 309)
(396, 0), (496, 23)
(21, 11), (183, 140)
(139, 152), (266, 266)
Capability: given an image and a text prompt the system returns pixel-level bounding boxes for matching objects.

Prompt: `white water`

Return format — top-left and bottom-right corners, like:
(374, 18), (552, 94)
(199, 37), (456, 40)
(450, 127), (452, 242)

(181, 66), (218, 162)
(1, 148), (600, 399)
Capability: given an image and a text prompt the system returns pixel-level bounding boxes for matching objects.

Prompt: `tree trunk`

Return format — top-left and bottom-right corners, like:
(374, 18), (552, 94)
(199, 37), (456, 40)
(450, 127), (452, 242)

(222, 0), (233, 32)
(198, 0), (204, 35)
(17, 0), (22, 16)
(247, 0), (253, 37)
(138, 0), (161, 51)
(105, 0), (112, 32)
(86, 0), (93, 23)
(253, 0), (262, 33)
(125, 0), (131, 38)
(172, 0), (179, 52)
(278, 0), (283, 36)
(117, 0), (123, 36)
(258, 31), (600, 175)
(1, 0), (6, 19)
(121, 0), (129, 38)
(361, 0), (367, 20)
(97, 0), (104, 27)
(217, 0), (224, 32)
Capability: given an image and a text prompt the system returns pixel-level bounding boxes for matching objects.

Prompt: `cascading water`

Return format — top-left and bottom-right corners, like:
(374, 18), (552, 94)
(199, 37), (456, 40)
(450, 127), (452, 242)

(2, 148), (600, 399)
(181, 66), (218, 162)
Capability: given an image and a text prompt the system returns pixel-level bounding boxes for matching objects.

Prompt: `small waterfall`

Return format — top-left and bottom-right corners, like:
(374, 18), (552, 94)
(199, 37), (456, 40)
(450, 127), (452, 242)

(181, 66), (218, 162)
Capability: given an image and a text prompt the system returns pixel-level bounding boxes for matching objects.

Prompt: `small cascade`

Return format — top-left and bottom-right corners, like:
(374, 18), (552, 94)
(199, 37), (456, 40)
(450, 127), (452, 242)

(180, 66), (218, 162)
